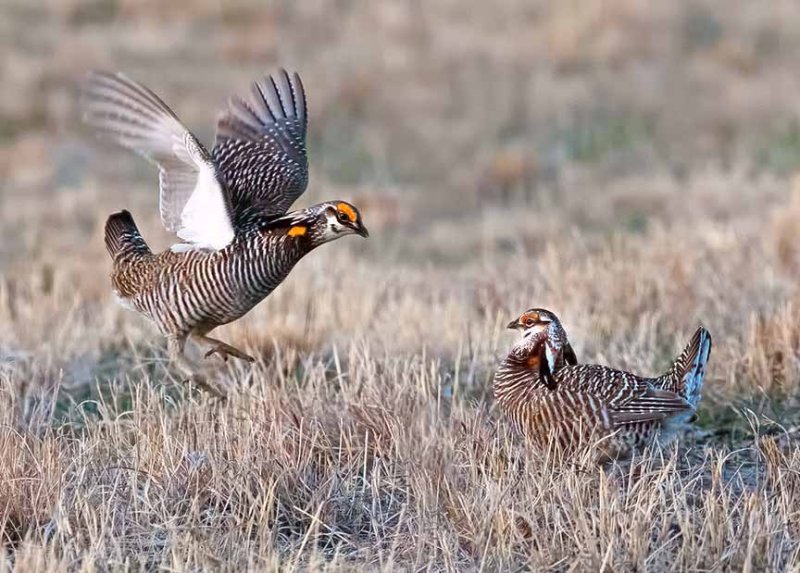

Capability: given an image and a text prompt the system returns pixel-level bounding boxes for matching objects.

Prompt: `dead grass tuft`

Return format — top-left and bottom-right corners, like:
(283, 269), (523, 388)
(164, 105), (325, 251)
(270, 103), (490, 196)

(0, 430), (62, 548)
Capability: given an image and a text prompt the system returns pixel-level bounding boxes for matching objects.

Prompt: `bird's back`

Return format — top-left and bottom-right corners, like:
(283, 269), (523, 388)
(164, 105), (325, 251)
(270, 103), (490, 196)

(553, 363), (654, 402)
(495, 359), (692, 459)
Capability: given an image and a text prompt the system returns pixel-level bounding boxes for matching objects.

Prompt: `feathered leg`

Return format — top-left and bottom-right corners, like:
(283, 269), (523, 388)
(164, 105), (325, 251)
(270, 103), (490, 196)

(167, 335), (226, 398)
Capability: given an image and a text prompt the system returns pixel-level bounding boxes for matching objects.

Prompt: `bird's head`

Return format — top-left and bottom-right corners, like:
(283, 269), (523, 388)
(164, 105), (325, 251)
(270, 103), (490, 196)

(273, 201), (369, 245)
(309, 201), (369, 243)
(506, 308), (564, 357)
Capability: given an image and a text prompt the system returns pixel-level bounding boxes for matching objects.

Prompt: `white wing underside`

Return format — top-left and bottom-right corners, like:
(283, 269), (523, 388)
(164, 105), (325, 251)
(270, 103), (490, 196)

(81, 72), (235, 251)
(173, 162), (234, 250)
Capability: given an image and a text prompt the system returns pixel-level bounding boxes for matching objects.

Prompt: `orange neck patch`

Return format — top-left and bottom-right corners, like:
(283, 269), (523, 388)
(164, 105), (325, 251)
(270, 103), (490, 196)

(288, 225), (307, 237)
(526, 354), (540, 369)
(337, 203), (357, 223)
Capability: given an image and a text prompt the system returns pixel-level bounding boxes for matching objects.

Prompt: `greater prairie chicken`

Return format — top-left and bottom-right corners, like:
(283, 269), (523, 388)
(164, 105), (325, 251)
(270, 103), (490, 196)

(82, 70), (368, 392)
(494, 309), (711, 461)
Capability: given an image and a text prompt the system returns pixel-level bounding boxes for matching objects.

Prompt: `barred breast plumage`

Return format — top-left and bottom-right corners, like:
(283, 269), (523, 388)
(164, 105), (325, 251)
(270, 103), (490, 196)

(109, 212), (311, 335)
(83, 70), (369, 394)
(494, 308), (712, 461)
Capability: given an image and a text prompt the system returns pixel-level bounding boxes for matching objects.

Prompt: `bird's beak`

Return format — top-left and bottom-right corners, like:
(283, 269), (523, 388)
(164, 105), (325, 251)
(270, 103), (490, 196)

(356, 222), (369, 238)
(507, 319), (520, 330)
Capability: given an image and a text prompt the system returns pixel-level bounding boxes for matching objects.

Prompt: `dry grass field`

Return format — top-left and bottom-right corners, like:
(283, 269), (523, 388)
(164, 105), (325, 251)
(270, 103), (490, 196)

(3, 0), (800, 570)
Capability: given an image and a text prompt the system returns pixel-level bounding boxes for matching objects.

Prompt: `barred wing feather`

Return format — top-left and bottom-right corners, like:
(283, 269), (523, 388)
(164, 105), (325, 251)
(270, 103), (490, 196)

(81, 71), (235, 250)
(212, 69), (309, 220)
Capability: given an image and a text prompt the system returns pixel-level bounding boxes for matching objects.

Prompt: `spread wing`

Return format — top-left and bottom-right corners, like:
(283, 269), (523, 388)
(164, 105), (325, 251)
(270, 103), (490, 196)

(555, 365), (691, 427)
(81, 72), (235, 250)
(212, 69), (309, 221)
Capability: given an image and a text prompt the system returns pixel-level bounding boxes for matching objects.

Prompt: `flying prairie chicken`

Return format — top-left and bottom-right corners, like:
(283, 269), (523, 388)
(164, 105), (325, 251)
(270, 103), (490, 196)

(494, 309), (711, 461)
(82, 70), (368, 393)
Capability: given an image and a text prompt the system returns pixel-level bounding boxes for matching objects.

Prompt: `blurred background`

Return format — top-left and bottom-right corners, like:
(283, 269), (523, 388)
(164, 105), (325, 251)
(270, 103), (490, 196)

(4, 0), (800, 262)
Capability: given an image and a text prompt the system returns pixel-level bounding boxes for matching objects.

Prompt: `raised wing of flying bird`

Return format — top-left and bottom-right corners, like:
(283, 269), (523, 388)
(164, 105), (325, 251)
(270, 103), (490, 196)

(81, 69), (310, 248)
(81, 72), (235, 251)
(212, 70), (309, 222)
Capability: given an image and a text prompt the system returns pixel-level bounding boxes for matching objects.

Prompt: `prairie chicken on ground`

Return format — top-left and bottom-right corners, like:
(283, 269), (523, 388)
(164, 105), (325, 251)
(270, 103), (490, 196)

(494, 309), (711, 461)
(82, 70), (368, 393)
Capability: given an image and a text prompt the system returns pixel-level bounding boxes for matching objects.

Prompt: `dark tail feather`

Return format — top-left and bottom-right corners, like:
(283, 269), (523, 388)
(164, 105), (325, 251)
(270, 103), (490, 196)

(659, 326), (712, 410)
(105, 210), (151, 259)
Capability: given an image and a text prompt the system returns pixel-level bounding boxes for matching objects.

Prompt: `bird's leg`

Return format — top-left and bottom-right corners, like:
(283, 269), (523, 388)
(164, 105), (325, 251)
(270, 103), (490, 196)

(192, 334), (255, 363)
(167, 335), (226, 399)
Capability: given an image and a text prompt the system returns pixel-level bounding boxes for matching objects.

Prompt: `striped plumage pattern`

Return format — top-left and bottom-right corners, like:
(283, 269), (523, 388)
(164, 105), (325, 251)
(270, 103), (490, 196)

(83, 70), (368, 385)
(494, 309), (712, 460)
(107, 209), (321, 338)
(656, 326), (711, 419)
(214, 70), (309, 224)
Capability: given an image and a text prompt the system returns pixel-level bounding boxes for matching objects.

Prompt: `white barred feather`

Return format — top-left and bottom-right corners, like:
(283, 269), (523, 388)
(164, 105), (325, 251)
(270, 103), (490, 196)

(81, 72), (235, 250)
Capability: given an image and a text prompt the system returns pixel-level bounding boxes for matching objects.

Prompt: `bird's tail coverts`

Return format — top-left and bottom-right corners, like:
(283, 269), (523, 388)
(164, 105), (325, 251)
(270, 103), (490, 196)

(105, 210), (152, 259)
(661, 326), (712, 409)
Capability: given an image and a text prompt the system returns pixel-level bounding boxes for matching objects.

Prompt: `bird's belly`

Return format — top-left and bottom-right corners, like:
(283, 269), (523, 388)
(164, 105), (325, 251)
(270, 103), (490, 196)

(118, 246), (295, 335)
(172, 276), (276, 331)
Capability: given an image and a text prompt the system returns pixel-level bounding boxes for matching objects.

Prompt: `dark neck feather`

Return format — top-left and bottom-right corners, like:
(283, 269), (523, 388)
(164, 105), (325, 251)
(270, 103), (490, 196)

(494, 342), (549, 408)
(250, 212), (328, 249)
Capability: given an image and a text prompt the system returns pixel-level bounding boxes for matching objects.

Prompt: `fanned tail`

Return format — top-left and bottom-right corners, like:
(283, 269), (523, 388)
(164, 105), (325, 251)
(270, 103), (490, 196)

(105, 210), (152, 260)
(658, 326), (712, 410)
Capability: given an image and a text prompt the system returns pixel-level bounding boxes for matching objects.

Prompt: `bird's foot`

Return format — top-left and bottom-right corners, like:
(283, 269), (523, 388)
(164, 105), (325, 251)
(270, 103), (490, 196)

(203, 342), (255, 363)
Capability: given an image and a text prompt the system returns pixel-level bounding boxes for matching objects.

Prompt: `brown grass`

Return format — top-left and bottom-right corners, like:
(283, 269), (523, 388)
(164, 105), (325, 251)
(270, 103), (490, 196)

(2, 0), (800, 569)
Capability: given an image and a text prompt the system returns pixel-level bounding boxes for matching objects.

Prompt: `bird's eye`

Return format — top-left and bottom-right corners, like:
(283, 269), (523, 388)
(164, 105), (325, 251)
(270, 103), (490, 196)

(524, 318), (535, 327)
(337, 211), (349, 223)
